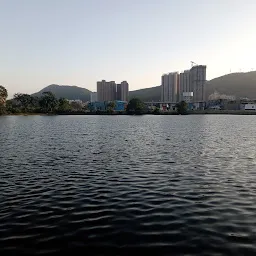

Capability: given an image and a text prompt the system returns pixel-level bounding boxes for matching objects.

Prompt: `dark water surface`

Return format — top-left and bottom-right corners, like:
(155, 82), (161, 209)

(1, 115), (256, 255)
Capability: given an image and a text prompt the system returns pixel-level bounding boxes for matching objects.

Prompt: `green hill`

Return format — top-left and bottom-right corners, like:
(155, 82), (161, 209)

(205, 71), (256, 99)
(129, 86), (161, 102)
(32, 84), (91, 102)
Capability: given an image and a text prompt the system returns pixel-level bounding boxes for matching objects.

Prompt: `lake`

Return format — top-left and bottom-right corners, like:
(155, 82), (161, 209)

(0, 115), (256, 254)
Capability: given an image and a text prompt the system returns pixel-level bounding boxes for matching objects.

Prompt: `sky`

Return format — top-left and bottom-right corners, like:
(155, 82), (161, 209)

(1, 0), (256, 97)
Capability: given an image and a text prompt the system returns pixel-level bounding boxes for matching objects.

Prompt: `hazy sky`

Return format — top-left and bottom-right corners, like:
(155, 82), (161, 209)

(1, 0), (256, 97)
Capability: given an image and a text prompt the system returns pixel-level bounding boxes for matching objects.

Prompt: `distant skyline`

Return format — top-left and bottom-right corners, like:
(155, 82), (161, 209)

(1, 0), (256, 97)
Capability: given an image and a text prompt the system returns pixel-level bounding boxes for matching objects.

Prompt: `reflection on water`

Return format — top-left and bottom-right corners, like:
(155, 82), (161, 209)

(0, 115), (256, 254)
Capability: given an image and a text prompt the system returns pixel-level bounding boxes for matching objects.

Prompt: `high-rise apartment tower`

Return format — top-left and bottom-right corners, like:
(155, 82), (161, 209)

(161, 72), (179, 103)
(179, 70), (190, 101)
(97, 80), (116, 101)
(189, 65), (207, 102)
(117, 81), (129, 101)
(161, 65), (206, 103)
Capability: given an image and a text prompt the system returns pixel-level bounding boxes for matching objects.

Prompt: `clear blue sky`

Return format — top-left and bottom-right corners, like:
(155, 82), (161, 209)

(1, 0), (256, 97)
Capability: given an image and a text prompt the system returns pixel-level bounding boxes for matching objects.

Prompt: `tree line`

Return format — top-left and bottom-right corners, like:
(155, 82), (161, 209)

(0, 86), (86, 115)
(0, 85), (187, 115)
(0, 85), (147, 115)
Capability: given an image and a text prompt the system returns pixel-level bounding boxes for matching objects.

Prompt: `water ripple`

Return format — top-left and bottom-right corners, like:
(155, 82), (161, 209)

(1, 115), (256, 254)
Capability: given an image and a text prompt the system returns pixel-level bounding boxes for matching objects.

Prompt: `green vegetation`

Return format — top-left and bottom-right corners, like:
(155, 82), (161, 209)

(152, 107), (160, 114)
(39, 92), (59, 113)
(176, 101), (188, 115)
(0, 85), (8, 115)
(107, 101), (116, 113)
(5, 90), (79, 114)
(58, 98), (72, 112)
(70, 101), (83, 111)
(126, 98), (145, 114)
(13, 93), (40, 113)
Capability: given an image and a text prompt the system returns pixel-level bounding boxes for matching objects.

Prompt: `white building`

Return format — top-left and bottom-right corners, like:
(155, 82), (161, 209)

(243, 103), (256, 110)
(183, 92), (193, 103)
(90, 92), (97, 102)
(68, 99), (83, 104)
(161, 72), (179, 103)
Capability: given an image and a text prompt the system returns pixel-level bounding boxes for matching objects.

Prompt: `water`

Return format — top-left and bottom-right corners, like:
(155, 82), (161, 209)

(0, 115), (256, 254)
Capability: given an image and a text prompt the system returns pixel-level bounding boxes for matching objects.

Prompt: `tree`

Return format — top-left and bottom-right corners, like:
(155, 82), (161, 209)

(70, 101), (83, 111)
(176, 101), (188, 115)
(5, 99), (21, 114)
(31, 96), (40, 111)
(39, 91), (58, 113)
(107, 101), (116, 113)
(14, 93), (37, 112)
(58, 98), (71, 112)
(126, 98), (145, 114)
(153, 107), (160, 114)
(0, 85), (8, 114)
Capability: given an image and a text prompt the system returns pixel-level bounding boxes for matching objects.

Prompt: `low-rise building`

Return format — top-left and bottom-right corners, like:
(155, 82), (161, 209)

(188, 102), (205, 110)
(183, 92), (193, 103)
(90, 92), (97, 102)
(87, 100), (127, 112)
(241, 103), (256, 110)
(68, 99), (83, 104)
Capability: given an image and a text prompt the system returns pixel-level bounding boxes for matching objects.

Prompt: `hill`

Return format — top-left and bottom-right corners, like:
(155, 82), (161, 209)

(205, 71), (256, 99)
(129, 86), (161, 102)
(32, 84), (91, 102)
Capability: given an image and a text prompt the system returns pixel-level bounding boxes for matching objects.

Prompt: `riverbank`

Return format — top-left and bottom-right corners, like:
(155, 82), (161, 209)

(2, 110), (256, 116)
(188, 110), (256, 115)
(2, 113), (55, 116)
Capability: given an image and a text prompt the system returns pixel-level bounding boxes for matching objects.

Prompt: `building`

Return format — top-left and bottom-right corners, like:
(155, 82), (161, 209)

(161, 74), (169, 102)
(116, 81), (129, 101)
(208, 91), (236, 101)
(90, 92), (97, 102)
(183, 92), (193, 103)
(189, 65), (207, 102)
(179, 70), (190, 101)
(161, 64), (207, 104)
(97, 80), (116, 101)
(115, 100), (128, 111)
(88, 101), (106, 111)
(88, 100), (127, 112)
(68, 99), (83, 104)
(241, 103), (256, 110)
(97, 80), (129, 102)
(161, 72), (179, 103)
(97, 80), (104, 102)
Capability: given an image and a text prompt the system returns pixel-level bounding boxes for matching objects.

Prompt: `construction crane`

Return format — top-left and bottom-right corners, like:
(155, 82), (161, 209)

(191, 61), (198, 68)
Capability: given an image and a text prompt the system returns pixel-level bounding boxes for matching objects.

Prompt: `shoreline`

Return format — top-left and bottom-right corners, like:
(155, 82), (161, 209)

(2, 110), (256, 116)
(2, 113), (55, 116)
